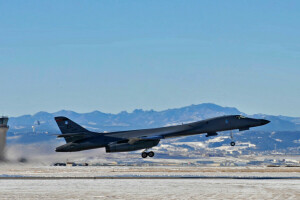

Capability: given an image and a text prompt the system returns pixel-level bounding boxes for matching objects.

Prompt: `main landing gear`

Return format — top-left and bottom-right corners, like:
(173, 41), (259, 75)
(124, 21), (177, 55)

(141, 151), (155, 158)
(230, 131), (236, 146)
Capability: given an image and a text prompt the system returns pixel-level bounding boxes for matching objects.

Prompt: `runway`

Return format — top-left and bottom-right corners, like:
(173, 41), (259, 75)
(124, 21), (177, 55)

(1, 178), (299, 199)
(0, 176), (300, 180)
(0, 166), (299, 199)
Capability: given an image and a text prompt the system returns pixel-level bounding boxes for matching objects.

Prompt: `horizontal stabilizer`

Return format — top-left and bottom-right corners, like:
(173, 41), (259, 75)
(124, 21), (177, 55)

(56, 133), (88, 138)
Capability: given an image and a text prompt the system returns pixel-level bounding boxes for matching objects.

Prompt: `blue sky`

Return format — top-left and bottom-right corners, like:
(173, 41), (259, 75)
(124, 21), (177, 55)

(0, 0), (300, 117)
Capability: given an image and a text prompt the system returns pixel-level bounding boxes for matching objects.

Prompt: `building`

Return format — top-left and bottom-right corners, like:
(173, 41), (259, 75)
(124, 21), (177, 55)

(0, 116), (9, 161)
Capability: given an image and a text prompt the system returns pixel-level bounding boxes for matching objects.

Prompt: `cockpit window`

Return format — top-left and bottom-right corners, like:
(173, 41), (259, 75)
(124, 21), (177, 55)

(236, 115), (246, 119)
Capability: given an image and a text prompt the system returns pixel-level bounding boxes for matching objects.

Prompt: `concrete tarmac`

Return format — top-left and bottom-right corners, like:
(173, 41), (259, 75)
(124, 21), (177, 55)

(1, 179), (299, 199)
(1, 176), (300, 180)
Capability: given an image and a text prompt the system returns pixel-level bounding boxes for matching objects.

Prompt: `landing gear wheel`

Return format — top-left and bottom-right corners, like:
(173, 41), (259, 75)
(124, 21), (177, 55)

(230, 141), (236, 146)
(141, 152), (148, 158)
(148, 151), (155, 157)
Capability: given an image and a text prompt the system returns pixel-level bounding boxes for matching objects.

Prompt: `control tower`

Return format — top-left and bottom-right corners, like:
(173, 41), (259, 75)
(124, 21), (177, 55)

(0, 117), (9, 161)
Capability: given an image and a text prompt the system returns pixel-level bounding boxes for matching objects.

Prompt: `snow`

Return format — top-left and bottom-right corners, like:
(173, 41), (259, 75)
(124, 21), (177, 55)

(0, 179), (299, 199)
(0, 165), (299, 199)
(172, 142), (206, 148)
(206, 136), (229, 143)
(215, 142), (256, 151)
(293, 139), (300, 144)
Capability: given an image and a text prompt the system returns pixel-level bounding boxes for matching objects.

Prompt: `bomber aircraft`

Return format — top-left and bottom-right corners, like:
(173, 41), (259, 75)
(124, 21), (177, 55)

(55, 115), (270, 158)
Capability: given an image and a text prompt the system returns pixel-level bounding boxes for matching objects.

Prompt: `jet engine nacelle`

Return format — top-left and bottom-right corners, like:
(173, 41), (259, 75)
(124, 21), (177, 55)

(106, 140), (160, 153)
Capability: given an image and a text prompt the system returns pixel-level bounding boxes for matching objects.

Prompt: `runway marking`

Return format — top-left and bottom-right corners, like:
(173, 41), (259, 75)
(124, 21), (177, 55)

(0, 176), (300, 180)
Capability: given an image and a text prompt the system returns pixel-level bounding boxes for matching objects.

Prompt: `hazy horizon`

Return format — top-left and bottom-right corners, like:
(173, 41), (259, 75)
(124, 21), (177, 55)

(6, 103), (298, 118)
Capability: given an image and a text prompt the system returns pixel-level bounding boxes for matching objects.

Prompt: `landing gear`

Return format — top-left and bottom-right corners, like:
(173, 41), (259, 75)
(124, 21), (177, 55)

(141, 151), (155, 158)
(141, 152), (148, 158)
(230, 131), (236, 146)
(148, 151), (155, 157)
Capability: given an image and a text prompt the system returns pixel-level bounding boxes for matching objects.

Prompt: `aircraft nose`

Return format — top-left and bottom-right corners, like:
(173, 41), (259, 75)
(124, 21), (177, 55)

(260, 119), (270, 125)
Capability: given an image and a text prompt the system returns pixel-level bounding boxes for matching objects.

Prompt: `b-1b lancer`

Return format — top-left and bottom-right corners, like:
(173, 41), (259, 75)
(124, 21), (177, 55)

(55, 115), (270, 158)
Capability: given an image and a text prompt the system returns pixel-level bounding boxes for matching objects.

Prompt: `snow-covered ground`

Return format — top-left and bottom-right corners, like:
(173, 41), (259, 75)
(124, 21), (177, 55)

(0, 179), (299, 199)
(0, 165), (299, 199)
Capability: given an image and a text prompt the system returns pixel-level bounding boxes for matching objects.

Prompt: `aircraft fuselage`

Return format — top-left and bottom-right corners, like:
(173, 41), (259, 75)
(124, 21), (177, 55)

(55, 115), (270, 153)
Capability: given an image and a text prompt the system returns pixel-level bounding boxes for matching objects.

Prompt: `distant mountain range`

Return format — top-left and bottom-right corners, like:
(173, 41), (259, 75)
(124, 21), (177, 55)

(6, 103), (300, 153)
(7, 103), (300, 132)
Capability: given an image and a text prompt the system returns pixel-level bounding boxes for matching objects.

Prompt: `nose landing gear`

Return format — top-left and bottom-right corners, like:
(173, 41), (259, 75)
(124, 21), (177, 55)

(141, 150), (155, 158)
(230, 131), (236, 146)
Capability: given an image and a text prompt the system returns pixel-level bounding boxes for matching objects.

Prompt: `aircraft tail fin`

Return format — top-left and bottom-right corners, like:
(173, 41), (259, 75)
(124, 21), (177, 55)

(54, 116), (90, 143)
